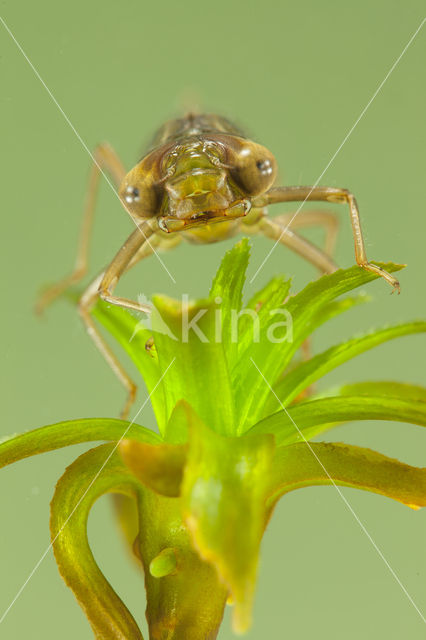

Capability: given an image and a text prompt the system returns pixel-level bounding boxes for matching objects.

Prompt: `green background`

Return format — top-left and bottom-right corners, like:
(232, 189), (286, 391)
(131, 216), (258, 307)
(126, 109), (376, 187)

(1, 1), (425, 638)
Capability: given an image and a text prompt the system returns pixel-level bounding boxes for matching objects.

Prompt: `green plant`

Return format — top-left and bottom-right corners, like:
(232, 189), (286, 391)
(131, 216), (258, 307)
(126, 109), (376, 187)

(1, 239), (425, 639)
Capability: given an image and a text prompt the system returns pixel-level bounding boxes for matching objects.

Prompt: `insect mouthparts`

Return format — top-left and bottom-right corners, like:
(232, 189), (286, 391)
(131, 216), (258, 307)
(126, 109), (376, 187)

(191, 211), (210, 220)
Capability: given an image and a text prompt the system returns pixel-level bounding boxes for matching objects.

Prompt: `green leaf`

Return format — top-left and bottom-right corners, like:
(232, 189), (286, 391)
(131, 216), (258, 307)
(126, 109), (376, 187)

(249, 394), (426, 445)
(209, 238), (250, 366)
(234, 263), (404, 432)
(119, 439), (186, 497)
(275, 321), (426, 406)
(50, 444), (144, 639)
(136, 475), (228, 639)
(304, 292), (370, 337)
(268, 441), (426, 509)
(337, 381), (426, 403)
(54, 424), (226, 640)
(152, 295), (235, 436)
(235, 274), (292, 364)
(261, 293), (371, 417)
(92, 300), (167, 432)
(180, 403), (275, 633)
(0, 418), (161, 469)
(163, 399), (192, 444)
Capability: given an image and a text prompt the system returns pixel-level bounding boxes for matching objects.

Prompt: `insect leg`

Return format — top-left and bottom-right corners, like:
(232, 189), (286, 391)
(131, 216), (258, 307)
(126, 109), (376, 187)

(78, 272), (137, 419)
(253, 186), (400, 292)
(35, 143), (126, 313)
(273, 209), (339, 257)
(257, 212), (339, 400)
(80, 224), (178, 418)
(98, 221), (158, 314)
(259, 215), (338, 274)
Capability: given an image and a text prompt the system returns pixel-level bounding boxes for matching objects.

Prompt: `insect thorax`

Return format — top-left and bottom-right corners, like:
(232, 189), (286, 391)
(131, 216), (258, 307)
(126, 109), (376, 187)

(149, 113), (246, 149)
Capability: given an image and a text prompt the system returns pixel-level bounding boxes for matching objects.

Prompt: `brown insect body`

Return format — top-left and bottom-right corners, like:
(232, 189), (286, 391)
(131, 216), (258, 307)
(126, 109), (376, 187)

(37, 112), (400, 417)
(119, 113), (276, 238)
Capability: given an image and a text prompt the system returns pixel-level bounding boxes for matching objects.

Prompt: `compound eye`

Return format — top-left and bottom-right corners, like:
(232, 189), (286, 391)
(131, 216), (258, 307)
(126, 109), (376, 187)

(256, 158), (274, 177)
(124, 186), (141, 204)
(119, 167), (159, 218)
(230, 142), (277, 196)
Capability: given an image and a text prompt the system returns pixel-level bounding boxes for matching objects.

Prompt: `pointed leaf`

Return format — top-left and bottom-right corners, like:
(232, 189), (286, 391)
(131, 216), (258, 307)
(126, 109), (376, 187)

(152, 295), (235, 436)
(163, 399), (192, 444)
(180, 404), (275, 633)
(268, 442), (426, 509)
(303, 293), (371, 344)
(235, 274), (292, 363)
(249, 394), (426, 445)
(338, 381), (426, 403)
(261, 293), (371, 417)
(209, 238), (250, 366)
(0, 418), (160, 469)
(92, 300), (167, 432)
(276, 321), (426, 406)
(235, 263), (404, 431)
(50, 444), (143, 639)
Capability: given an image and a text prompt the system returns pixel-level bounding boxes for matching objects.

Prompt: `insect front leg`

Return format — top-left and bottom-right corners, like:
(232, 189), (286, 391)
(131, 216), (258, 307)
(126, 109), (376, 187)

(254, 186), (400, 292)
(78, 273), (137, 419)
(98, 222), (158, 314)
(35, 143), (126, 314)
(79, 221), (160, 418)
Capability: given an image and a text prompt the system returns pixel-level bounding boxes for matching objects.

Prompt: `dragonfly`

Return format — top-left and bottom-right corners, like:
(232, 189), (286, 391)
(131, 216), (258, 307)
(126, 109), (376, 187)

(36, 112), (400, 417)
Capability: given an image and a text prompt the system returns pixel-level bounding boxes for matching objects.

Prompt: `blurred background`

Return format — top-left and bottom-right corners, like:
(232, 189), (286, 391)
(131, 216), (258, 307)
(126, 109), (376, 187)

(1, 1), (425, 638)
